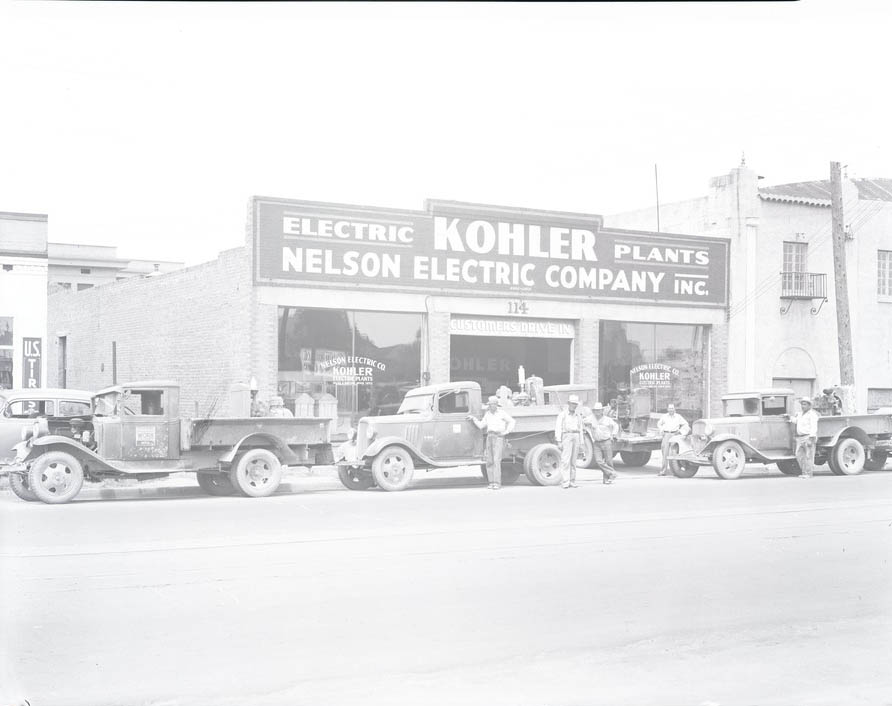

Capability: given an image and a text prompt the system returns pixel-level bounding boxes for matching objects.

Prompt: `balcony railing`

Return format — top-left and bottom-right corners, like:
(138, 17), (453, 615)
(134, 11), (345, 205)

(780, 271), (827, 299)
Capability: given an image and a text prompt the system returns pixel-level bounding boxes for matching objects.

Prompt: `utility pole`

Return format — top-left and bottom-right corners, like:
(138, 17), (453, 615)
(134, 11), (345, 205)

(830, 161), (855, 412)
(654, 164), (661, 232)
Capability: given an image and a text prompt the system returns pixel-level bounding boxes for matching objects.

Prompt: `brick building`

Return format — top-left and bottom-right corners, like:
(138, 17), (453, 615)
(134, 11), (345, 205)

(48, 197), (732, 434)
(608, 163), (892, 413)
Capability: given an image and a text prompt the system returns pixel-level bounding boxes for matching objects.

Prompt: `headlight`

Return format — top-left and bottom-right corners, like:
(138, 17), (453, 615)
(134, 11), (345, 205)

(347, 428), (357, 442)
(366, 428), (377, 442)
(702, 423), (714, 439)
(81, 431), (92, 444)
(21, 425), (34, 441)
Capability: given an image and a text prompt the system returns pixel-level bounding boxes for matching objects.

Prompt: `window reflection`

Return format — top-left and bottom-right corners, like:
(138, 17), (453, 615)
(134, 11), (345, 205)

(278, 307), (422, 434)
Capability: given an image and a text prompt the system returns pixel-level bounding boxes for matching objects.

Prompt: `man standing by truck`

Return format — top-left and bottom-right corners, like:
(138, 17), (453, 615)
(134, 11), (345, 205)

(555, 395), (587, 488)
(657, 404), (691, 476)
(590, 402), (619, 485)
(469, 396), (516, 490)
(792, 396), (820, 478)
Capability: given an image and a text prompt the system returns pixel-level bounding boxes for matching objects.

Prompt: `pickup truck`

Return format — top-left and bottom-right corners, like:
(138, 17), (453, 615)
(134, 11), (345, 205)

(667, 388), (892, 479)
(337, 381), (566, 491)
(5, 380), (334, 503)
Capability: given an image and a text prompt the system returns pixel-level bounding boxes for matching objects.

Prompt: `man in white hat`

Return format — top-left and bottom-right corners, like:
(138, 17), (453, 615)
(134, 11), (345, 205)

(590, 402), (619, 484)
(555, 394), (591, 488)
(657, 404), (690, 476)
(469, 395), (516, 489)
(791, 396), (820, 478)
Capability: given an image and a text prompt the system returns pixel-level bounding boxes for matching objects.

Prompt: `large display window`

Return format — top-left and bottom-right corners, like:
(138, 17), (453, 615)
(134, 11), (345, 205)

(278, 308), (422, 433)
(599, 321), (708, 421)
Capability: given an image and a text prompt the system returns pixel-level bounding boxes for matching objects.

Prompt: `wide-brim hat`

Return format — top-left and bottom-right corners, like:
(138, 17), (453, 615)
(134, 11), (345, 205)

(799, 397), (812, 405)
(487, 396), (500, 405)
(592, 402), (604, 411)
(568, 394), (580, 405)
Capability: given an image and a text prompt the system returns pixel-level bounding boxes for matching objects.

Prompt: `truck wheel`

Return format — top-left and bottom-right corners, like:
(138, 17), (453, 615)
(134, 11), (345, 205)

(500, 462), (522, 486)
(28, 451), (85, 504)
(197, 472), (237, 496)
(9, 472), (39, 501)
(711, 440), (746, 480)
(579, 436), (595, 468)
(229, 449), (282, 497)
(667, 445), (698, 478)
(337, 465), (376, 490)
(831, 438), (866, 475)
(864, 451), (888, 472)
(777, 459), (802, 476)
(620, 450), (652, 467)
(525, 443), (562, 486)
(371, 446), (414, 491)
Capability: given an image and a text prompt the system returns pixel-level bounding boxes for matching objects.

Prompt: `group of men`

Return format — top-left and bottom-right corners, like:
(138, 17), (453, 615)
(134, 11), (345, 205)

(469, 393), (690, 490)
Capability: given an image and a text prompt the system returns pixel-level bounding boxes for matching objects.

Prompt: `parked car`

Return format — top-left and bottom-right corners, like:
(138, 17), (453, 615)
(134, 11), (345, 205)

(0, 388), (93, 466)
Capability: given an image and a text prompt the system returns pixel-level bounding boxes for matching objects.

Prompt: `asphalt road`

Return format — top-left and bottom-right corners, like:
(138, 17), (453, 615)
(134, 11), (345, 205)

(2, 463), (892, 706)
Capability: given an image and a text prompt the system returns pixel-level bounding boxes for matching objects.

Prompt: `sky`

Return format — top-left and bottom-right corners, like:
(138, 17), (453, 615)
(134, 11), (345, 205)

(1, 0), (890, 266)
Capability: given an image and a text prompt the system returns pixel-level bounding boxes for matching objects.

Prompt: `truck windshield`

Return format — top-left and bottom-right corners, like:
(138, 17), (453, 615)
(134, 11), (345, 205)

(397, 395), (432, 415)
(724, 398), (759, 417)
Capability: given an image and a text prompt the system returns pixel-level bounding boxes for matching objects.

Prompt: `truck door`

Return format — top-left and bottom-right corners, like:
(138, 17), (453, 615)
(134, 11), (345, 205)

(433, 388), (482, 460)
(120, 389), (177, 461)
(761, 395), (794, 452)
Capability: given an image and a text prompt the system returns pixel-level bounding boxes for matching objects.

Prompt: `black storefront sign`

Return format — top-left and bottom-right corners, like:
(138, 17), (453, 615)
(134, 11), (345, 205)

(254, 197), (730, 307)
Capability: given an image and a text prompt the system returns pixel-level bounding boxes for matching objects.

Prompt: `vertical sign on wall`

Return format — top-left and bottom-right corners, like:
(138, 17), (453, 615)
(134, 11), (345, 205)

(22, 338), (41, 388)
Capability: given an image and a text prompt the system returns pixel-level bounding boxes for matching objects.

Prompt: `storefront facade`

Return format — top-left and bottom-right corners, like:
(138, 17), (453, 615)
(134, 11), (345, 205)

(47, 196), (730, 432)
(252, 197), (731, 435)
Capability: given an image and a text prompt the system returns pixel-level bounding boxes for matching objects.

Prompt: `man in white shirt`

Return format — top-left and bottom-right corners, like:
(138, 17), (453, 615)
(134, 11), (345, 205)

(657, 404), (691, 476)
(590, 402), (620, 484)
(469, 396), (516, 489)
(791, 396), (820, 478)
(554, 394), (591, 488)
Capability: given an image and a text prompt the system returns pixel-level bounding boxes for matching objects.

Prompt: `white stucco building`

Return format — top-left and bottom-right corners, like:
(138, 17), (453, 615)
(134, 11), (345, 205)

(607, 164), (892, 412)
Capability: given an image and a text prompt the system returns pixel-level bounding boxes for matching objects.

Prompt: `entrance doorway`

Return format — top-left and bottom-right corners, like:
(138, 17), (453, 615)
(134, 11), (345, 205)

(450, 335), (571, 398)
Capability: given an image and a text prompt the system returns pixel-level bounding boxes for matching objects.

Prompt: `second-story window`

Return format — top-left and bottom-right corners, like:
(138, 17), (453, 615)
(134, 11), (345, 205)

(783, 241), (808, 273)
(878, 250), (892, 298)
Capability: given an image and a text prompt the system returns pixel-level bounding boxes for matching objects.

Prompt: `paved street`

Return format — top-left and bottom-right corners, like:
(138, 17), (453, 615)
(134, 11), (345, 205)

(2, 463), (892, 706)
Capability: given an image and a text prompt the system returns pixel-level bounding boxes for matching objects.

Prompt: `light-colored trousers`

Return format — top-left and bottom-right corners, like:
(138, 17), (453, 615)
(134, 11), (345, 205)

(795, 436), (816, 477)
(484, 433), (504, 485)
(660, 433), (673, 472)
(559, 433), (580, 483)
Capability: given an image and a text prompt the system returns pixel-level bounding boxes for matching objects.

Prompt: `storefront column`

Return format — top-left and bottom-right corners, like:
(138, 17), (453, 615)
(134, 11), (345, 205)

(708, 321), (729, 416)
(426, 311), (451, 384)
(574, 317), (598, 387)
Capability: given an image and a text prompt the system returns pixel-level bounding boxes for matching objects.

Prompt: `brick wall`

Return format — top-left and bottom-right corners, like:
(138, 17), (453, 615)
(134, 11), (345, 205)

(47, 247), (253, 417)
(708, 319), (729, 416)
(574, 318), (598, 385)
(427, 311), (451, 384)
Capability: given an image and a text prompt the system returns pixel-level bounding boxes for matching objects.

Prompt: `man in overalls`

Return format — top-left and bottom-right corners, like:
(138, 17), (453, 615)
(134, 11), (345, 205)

(555, 394), (589, 488)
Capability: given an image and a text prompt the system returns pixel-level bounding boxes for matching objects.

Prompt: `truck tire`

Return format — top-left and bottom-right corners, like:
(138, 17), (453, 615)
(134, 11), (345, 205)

(197, 472), (237, 496)
(864, 451), (888, 472)
(337, 465), (376, 490)
(28, 451), (85, 504)
(9, 472), (39, 501)
(777, 459), (802, 476)
(229, 449), (282, 497)
(667, 444), (698, 478)
(830, 438), (866, 475)
(371, 446), (414, 491)
(500, 462), (522, 486)
(619, 450), (652, 467)
(524, 443), (562, 486)
(711, 440), (746, 480)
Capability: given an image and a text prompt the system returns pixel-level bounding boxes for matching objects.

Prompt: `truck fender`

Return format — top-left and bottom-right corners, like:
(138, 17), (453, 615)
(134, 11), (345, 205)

(362, 436), (437, 467)
(701, 433), (768, 462)
(29, 435), (121, 473)
(217, 432), (302, 466)
(821, 426), (874, 450)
